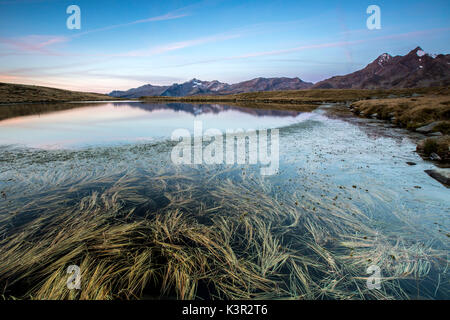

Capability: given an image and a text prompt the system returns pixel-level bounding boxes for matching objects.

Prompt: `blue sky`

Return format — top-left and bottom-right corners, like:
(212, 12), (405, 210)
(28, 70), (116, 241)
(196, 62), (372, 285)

(0, 0), (449, 93)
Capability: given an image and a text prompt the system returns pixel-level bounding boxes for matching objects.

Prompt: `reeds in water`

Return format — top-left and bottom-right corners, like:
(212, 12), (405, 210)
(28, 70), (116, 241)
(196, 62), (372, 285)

(0, 146), (447, 300)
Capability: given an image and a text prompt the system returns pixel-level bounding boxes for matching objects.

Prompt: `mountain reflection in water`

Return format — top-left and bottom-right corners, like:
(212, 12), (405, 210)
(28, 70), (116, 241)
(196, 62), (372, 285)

(0, 101), (310, 149)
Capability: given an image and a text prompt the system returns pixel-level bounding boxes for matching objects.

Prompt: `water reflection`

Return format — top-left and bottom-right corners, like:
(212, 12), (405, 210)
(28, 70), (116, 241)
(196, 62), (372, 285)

(0, 102), (448, 299)
(0, 102), (309, 149)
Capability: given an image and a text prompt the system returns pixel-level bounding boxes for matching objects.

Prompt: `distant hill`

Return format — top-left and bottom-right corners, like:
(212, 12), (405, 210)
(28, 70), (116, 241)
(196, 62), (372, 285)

(109, 77), (313, 98)
(110, 84), (169, 99)
(0, 82), (115, 104)
(160, 79), (230, 97)
(224, 77), (313, 94)
(313, 47), (450, 89)
(3, 47), (448, 103)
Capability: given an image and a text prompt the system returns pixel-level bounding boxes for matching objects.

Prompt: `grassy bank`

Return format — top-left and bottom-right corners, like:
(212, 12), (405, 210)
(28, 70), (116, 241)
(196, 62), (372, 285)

(0, 82), (116, 104)
(140, 87), (449, 105)
(416, 136), (450, 162)
(350, 95), (450, 162)
(350, 96), (450, 133)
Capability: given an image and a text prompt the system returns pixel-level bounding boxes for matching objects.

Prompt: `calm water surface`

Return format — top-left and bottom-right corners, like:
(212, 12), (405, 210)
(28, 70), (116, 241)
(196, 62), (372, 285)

(0, 102), (305, 148)
(0, 101), (448, 299)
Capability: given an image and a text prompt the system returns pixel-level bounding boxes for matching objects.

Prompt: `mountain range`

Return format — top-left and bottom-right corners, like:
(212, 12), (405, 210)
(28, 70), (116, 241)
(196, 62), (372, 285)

(109, 47), (450, 98)
(313, 47), (450, 89)
(109, 77), (313, 98)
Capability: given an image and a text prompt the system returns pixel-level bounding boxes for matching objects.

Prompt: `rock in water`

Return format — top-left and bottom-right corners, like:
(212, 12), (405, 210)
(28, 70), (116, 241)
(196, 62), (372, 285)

(425, 169), (450, 186)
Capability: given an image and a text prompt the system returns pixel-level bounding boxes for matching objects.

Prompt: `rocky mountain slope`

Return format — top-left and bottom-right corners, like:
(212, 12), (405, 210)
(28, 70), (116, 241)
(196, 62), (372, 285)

(110, 77), (313, 98)
(313, 47), (450, 89)
(109, 84), (169, 99)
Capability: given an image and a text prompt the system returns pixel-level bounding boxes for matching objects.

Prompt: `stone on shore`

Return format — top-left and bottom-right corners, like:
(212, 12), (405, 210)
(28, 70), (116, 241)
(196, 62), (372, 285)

(430, 153), (442, 161)
(416, 121), (445, 134)
(424, 169), (450, 187)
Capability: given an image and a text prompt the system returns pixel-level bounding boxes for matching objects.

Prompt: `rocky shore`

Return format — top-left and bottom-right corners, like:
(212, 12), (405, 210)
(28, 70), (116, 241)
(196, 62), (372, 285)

(348, 95), (449, 186)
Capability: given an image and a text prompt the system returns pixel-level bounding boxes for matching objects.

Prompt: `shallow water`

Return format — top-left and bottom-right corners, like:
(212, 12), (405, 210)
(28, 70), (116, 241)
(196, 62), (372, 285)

(0, 102), (303, 149)
(0, 102), (448, 299)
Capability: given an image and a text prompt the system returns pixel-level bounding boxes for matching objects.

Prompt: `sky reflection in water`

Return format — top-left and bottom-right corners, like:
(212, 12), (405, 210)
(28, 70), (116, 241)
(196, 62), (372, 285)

(0, 102), (311, 149)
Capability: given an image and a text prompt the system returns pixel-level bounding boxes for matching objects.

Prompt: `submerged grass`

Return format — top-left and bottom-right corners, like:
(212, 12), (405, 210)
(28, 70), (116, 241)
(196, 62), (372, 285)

(0, 144), (448, 300)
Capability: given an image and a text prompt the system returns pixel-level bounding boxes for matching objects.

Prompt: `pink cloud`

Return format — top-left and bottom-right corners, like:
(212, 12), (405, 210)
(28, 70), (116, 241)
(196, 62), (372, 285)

(74, 12), (189, 38)
(165, 27), (450, 67)
(114, 33), (241, 57)
(0, 35), (69, 55)
(0, 9), (189, 56)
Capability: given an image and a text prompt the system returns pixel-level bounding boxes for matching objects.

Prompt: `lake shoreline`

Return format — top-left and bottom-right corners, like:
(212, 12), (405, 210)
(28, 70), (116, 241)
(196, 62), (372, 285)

(2, 87), (449, 186)
(323, 103), (450, 186)
(1, 102), (449, 299)
(346, 96), (449, 167)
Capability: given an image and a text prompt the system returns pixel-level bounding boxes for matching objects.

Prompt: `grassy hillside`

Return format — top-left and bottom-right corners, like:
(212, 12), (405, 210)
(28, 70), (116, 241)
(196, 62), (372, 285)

(141, 87), (449, 104)
(0, 82), (116, 104)
(350, 94), (450, 163)
(350, 96), (450, 133)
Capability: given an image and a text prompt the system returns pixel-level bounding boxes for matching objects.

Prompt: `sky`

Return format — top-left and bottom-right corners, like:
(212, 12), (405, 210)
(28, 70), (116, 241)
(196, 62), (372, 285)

(0, 0), (449, 93)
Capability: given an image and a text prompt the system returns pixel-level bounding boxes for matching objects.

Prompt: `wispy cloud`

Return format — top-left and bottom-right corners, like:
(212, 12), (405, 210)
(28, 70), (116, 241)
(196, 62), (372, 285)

(162, 27), (450, 68)
(0, 0), (60, 4)
(73, 12), (189, 38)
(115, 33), (241, 57)
(63, 71), (184, 85)
(246, 28), (450, 57)
(2, 58), (111, 75)
(0, 73), (21, 81)
(0, 8), (190, 56)
(0, 35), (69, 55)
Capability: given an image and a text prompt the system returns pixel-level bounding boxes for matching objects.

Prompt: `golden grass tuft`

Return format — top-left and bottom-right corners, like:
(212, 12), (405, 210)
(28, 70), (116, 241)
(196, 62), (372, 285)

(350, 95), (450, 133)
(1, 166), (446, 300)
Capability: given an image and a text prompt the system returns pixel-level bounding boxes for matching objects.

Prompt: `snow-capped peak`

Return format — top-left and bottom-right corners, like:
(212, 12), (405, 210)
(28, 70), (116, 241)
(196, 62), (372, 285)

(417, 49), (426, 57)
(377, 53), (391, 67)
(189, 78), (204, 88)
(416, 49), (437, 59)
